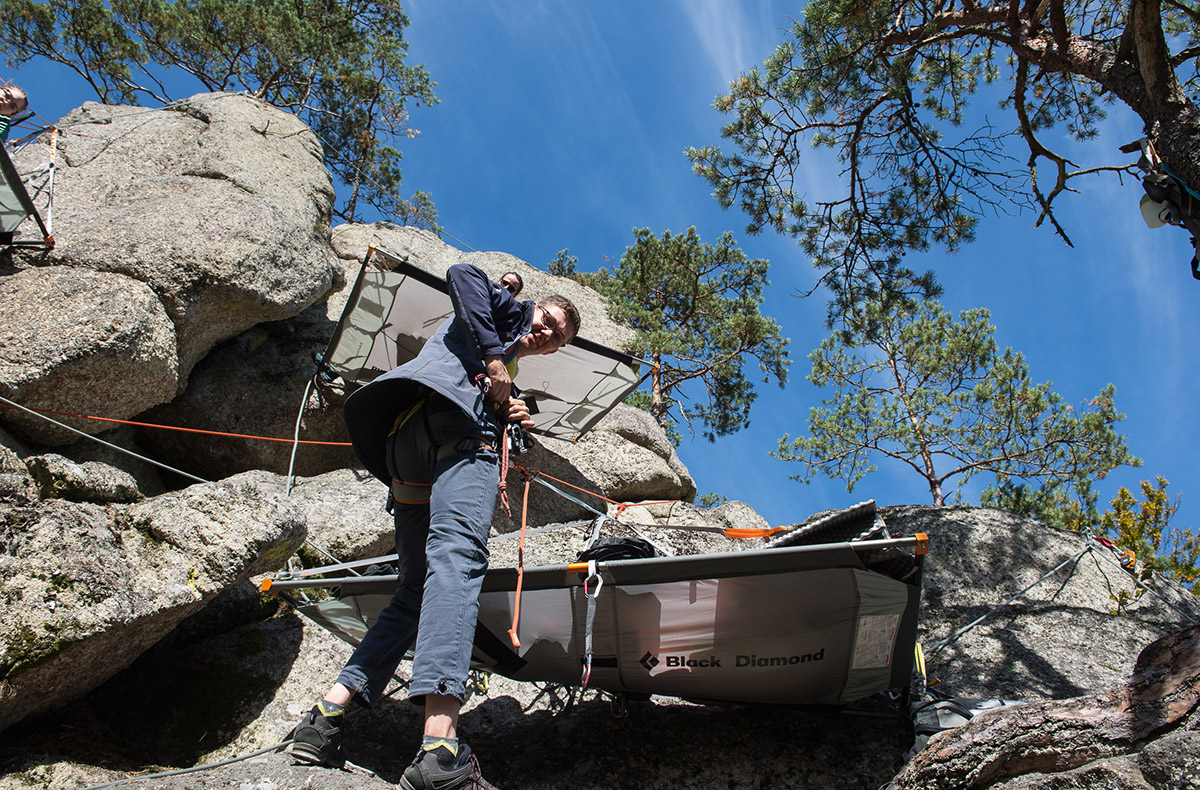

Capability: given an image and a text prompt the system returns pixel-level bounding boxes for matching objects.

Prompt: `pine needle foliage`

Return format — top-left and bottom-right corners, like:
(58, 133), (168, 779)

(576, 228), (790, 443)
(1103, 477), (1200, 592)
(777, 298), (1140, 504)
(686, 0), (1200, 324)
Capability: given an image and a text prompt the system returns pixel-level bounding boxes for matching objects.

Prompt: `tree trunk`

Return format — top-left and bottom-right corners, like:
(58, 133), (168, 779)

(884, 341), (943, 505)
(1081, 0), (1200, 189)
(345, 173), (361, 224)
(650, 352), (668, 430)
(1130, 0), (1200, 188)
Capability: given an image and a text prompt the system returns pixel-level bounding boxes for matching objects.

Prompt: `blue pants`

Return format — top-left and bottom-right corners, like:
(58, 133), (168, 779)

(336, 393), (499, 705)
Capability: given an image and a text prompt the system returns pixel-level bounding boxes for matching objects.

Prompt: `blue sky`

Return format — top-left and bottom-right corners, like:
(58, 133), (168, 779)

(12, 1), (1199, 536)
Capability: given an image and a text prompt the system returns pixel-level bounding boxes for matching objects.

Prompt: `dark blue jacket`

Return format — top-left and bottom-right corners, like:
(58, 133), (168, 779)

(343, 263), (533, 485)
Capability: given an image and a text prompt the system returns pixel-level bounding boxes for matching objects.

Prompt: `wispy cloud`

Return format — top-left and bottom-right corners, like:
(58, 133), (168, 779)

(1058, 105), (1188, 341)
(673, 0), (786, 86)
(672, 0), (842, 236)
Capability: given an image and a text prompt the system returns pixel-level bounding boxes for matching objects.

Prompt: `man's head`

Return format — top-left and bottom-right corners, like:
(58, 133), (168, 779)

(499, 271), (524, 297)
(0, 84), (27, 118)
(518, 295), (581, 357)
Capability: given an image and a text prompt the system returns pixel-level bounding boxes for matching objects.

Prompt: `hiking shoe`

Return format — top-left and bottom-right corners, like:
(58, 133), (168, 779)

(399, 743), (497, 790)
(287, 705), (346, 769)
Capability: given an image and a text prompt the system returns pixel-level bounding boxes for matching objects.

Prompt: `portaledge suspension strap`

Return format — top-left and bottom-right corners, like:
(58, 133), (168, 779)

(580, 560), (603, 687)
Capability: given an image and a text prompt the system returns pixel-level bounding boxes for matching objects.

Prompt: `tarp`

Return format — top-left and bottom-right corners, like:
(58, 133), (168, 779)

(273, 531), (926, 706)
(319, 247), (647, 438)
(0, 144), (52, 249)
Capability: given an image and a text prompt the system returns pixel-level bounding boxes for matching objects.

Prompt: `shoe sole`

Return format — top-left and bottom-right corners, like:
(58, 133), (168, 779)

(398, 761), (493, 790)
(288, 742), (346, 769)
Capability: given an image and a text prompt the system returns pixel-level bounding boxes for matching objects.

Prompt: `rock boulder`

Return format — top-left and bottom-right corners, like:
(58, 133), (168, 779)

(24, 453), (139, 503)
(0, 266), (177, 445)
(8, 92), (340, 407)
(883, 505), (1200, 700)
(0, 470), (306, 729)
(549, 404), (696, 505)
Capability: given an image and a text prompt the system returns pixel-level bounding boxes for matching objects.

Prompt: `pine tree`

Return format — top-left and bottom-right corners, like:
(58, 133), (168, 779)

(547, 249), (578, 277)
(685, 0), (1200, 320)
(581, 228), (790, 442)
(777, 298), (1140, 504)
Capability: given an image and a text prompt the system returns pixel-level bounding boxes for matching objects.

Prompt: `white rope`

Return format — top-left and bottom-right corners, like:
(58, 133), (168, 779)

(285, 378), (315, 496)
(77, 740), (291, 790)
(1087, 543), (1200, 624)
(927, 540), (1092, 656)
(0, 394), (208, 483)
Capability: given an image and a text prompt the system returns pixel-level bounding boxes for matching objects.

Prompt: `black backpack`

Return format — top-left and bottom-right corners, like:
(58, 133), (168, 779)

(576, 536), (660, 563)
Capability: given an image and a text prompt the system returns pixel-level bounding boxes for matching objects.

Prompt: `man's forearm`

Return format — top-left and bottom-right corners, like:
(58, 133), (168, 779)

(446, 263), (505, 358)
(483, 356), (511, 403)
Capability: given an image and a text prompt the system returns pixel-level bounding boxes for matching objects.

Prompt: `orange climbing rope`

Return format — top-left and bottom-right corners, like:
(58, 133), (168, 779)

(506, 467), (538, 648)
(1, 400), (789, 542)
(0, 401), (353, 445)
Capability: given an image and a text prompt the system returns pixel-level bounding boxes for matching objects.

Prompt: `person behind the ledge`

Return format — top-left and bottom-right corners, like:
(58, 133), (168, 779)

(498, 271), (523, 297)
(289, 262), (580, 790)
(0, 83), (28, 143)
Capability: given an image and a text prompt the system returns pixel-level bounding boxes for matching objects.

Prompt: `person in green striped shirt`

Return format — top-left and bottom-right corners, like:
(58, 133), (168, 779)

(0, 83), (28, 143)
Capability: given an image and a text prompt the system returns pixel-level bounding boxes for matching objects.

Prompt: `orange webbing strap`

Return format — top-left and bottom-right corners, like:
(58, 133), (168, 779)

(723, 527), (788, 539)
(391, 478), (432, 505)
(507, 469), (537, 648)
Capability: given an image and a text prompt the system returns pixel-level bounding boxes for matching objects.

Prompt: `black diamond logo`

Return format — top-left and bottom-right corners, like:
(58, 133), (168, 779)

(639, 651), (659, 671)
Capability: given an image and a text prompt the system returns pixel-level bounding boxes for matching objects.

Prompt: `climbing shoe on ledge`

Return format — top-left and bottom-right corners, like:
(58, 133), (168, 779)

(399, 742), (497, 790)
(287, 703), (346, 769)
